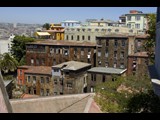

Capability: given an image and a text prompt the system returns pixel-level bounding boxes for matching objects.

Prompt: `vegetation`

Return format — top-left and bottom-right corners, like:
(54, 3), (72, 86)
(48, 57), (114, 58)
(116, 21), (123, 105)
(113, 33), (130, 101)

(144, 13), (156, 63)
(11, 35), (35, 65)
(0, 53), (18, 80)
(94, 75), (160, 113)
(42, 23), (50, 30)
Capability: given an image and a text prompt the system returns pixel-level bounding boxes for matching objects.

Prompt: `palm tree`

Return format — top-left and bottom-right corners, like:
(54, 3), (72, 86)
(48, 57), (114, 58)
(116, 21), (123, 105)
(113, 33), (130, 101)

(0, 53), (18, 112)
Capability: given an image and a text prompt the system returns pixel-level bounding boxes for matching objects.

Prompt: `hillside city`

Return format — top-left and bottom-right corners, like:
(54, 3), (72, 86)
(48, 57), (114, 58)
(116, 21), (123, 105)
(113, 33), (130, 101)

(0, 8), (160, 113)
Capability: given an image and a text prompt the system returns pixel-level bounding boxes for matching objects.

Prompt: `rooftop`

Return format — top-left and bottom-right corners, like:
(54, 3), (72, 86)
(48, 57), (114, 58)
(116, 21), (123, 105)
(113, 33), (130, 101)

(26, 40), (96, 47)
(23, 66), (52, 75)
(87, 67), (127, 75)
(10, 93), (101, 113)
(20, 94), (39, 99)
(52, 61), (91, 71)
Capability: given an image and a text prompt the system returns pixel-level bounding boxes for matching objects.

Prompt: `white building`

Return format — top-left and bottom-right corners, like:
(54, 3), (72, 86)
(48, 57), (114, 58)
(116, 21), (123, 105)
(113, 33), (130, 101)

(61, 20), (81, 27)
(125, 10), (148, 32)
(0, 34), (15, 54)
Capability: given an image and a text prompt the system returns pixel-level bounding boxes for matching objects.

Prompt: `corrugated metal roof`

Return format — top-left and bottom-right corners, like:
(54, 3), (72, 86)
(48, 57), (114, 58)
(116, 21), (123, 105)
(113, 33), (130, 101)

(87, 67), (127, 74)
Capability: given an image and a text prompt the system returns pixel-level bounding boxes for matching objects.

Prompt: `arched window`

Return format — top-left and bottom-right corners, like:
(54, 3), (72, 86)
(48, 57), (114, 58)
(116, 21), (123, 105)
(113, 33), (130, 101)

(88, 36), (90, 40)
(66, 35), (69, 40)
(71, 35), (73, 40)
(77, 35), (79, 41)
(82, 36), (85, 40)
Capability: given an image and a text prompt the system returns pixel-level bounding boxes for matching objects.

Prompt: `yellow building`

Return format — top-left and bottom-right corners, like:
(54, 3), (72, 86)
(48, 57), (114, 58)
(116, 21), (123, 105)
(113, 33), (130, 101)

(43, 23), (64, 40)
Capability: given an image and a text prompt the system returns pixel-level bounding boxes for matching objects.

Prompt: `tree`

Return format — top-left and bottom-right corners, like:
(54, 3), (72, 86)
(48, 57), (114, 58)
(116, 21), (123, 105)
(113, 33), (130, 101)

(94, 75), (152, 113)
(144, 13), (156, 63)
(42, 23), (50, 30)
(0, 53), (18, 79)
(11, 35), (35, 65)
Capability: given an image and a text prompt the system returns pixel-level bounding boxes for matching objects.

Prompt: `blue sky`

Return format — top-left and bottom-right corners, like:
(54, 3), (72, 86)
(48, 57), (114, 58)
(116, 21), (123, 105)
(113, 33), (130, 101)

(0, 7), (156, 24)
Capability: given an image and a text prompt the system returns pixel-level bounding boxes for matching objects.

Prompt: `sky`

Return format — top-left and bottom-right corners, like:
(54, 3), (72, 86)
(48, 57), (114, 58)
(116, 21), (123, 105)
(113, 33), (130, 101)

(0, 7), (157, 24)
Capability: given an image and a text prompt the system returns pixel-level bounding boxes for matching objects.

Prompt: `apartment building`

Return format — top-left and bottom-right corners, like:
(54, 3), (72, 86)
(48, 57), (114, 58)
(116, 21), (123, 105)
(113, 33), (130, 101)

(125, 10), (148, 32)
(25, 40), (96, 67)
(95, 33), (148, 70)
(52, 61), (91, 95)
(87, 67), (127, 92)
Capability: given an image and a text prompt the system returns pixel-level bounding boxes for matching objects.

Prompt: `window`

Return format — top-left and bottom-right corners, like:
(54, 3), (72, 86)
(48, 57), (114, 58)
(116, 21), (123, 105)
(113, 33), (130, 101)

(88, 36), (90, 41)
(33, 76), (36, 84)
(20, 70), (22, 76)
(97, 40), (102, 45)
(33, 88), (36, 94)
(98, 50), (101, 57)
(46, 89), (50, 96)
(82, 35), (85, 40)
(108, 29), (111, 32)
(74, 48), (77, 54)
(67, 83), (72, 89)
(77, 28), (80, 32)
(127, 24), (131, 28)
(40, 89), (44, 96)
(46, 77), (49, 83)
(71, 35), (73, 40)
(114, 51), (117, 58)
(82, 29), (85, 32)
(120, 63), (125, 69)
(64, 49), (69, 56)
(105, 62), (108, 67)
(135, 24), (140, 29)
(102, 75), (105, 82)
(28, 87), (31, 94)
(77, 35), (79, 41)
(54, 69), (59, 72)
(31, 58), (34, 65)
(135, 15), (141, 21)
(127, 16), (131, 21)
(122, 40), (125, 47)
(137, 40), (141, 47)
(114, 40), (118, 47)
(40, 77), (44, 83)
(114, 62), (117, 68)
(105, 48), (108, 57)
(27, 76), (31, 82)
(81, 48), (84, 55)
(98, 60), (101, 66)
(71, 28), (74, 31)
(54, 79), (57, 84)
(120, 51), (124, 58)
(91, 74), (96, 81)
(106, 41), (109, 46)
(41, 58), (45, 65)
(36, 58), (39, 65)
(95, 29), (99, 32)
(66, 35), (69, 40)
(115, 29), (119, 32)
(88, 29), (91, 32)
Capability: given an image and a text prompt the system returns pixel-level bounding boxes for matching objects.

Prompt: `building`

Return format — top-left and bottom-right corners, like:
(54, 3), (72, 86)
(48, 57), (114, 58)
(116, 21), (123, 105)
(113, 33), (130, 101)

(17, 65), (31, 86)
(26, 40), (96, 67)
(52, 61), (91, 95)
(95, 33), (148, 69)
(125, 10), (148, 33)
(127, 52), (149, 76)
(0, 34), (15, 54)
(61, 20), (81, 27)
(64, 25), (139, 43)
(43, 23), (64, 40)
(87, 67), (127, 92)
(34, 32), (51, 39)
(22, 66), (52, 96)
